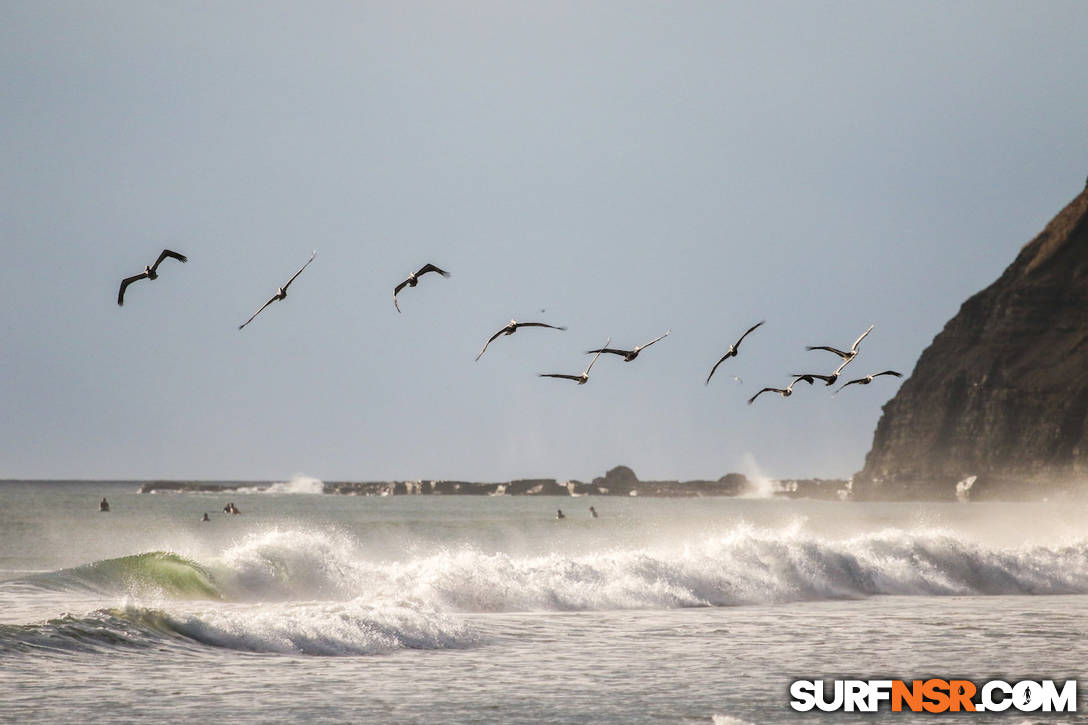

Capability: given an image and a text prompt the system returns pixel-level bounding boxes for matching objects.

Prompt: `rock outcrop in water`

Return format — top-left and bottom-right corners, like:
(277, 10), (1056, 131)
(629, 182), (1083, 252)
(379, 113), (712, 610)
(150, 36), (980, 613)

(853, 184), (1088, 500)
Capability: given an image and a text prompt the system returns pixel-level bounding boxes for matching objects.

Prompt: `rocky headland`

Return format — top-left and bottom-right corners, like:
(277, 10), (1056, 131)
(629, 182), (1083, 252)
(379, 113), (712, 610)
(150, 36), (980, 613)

(853, 183), (1088, 501)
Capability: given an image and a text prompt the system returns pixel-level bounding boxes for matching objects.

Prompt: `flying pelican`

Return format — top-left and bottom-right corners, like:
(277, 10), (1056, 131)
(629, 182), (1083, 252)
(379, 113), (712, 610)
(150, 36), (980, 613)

(706, 321), (765, 385)
(836, 370), (902, 392)
(393, 263), (450, 312)
(747, 375), (812, 405)
(238, 251), (316, 330)
(806, 323), (875, 366)
(117, 249), (188, 306)
(790, 372), (840, 386)
(539, 338), (609, 385)
(586, 330), (670, 362)
(475, 320), (567, 361)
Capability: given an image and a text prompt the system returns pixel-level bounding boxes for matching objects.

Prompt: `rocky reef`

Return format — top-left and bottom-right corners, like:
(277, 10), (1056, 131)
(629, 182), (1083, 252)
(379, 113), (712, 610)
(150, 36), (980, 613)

(137, 467), (855, 499)
(853, 183), (1088, 500)
(139, 466), (853, 498)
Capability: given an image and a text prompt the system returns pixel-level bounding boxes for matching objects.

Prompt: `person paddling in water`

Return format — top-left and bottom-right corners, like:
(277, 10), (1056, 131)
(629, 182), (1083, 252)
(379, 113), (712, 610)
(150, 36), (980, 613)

(99, 497), (110, 512)
(589, 506), (598, 518)
(201, 512), (210, 522)
(556, 509), (565, 520)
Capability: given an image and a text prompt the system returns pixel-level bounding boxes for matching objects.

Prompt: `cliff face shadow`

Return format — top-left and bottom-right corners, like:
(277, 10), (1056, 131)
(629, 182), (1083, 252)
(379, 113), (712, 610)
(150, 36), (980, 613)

(854, 184), (1088, 501)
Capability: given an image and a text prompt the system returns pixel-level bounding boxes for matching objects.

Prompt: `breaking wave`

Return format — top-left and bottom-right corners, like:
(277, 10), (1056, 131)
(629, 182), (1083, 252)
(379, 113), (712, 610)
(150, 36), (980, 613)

(7, 525), (1088, 656)
(0, 602), (475, 657)
(13, 526), (1088, 608)
(235, 475), (325, 494)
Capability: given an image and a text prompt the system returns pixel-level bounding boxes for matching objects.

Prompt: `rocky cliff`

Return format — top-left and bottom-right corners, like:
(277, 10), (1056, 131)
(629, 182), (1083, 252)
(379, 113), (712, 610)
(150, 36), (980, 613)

(853, 184), (1088, 500)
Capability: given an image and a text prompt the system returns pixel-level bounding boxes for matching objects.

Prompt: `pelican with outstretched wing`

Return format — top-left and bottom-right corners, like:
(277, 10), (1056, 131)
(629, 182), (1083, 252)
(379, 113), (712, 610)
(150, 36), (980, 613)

(706, 321), (764, 385)
(540, 338), (610, 385)
(747, 375), (812, 405)
(393, 263), (450, 312)
(836, 370), (902, 392)
(239, 251), (316, 330)
(790, 372), (840, 386)
(806, 323), (875, 366)
(475, 320), (567, 361)
(117, 249), (188, 306)
(586, 330), (670, 362)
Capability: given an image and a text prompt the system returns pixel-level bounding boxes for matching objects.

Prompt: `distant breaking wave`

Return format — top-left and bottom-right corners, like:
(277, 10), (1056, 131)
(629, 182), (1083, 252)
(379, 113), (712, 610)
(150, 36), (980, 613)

(235, 475), (325, 495)
(6, 526), (1088, 656)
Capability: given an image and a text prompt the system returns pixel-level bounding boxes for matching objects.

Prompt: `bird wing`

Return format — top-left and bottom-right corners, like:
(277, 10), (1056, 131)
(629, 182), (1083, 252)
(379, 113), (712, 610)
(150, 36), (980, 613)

(837, 378), (865, 390)
(282, 250), (317, 291)
(748, 387), (781, 405)
(850, 324), (875, 352)
(705, 354), (730, 385)
(151, 249), (188, 272)
(393, 279), (409, 312)
(415, 263), (450, 278)
(583, 338), (610, 375)
(238, 295), (278, 330)
(117, 273), (148, 305)
(539, 374), (582, 382)
(873, 370), (902, 378)
(792, 373), (834, 384)
(806, 345), (852, 359)
(640, 329), (671, 350)
(832, 356), (857, 375)
(586, 348), (630, 357)
(733, 320), (765, 349)
(475, 328), (506, 361)
(514, 322), (567, 331)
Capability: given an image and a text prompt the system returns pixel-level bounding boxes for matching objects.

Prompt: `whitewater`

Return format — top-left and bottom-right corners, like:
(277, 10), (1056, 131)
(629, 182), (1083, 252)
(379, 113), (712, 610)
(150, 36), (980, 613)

(2, 481), (1087, 723)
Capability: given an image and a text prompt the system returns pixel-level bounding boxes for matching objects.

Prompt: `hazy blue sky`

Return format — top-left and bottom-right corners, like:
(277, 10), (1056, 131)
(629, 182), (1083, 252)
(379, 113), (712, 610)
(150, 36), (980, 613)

(2, 1), (1086, 482)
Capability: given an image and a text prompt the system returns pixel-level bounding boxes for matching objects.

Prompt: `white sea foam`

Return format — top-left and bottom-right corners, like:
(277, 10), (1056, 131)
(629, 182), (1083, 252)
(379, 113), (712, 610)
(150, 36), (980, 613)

(710, 716), (756, 725)
(202, 525), (1088, 612)
(157, 600), (476, 656)
(236, 475), (325, 495)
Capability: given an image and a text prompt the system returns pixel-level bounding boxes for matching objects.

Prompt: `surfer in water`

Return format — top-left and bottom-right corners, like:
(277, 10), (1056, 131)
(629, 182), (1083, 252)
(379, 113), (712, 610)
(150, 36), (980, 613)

(556, 509), (565, 520)
(99, 497), (110, 512)
(589, 506), (598, 518)
(201, 512), (210, 522)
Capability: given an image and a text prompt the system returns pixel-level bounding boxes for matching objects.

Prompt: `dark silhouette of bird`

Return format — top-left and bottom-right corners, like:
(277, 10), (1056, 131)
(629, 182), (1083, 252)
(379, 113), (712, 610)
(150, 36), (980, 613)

(393, 263), (450, 312)
(539, 339), (609, 385)
(117, 249), (188, 305)
(238, 251), (316, 330)
(836, 370), (902, 392)
(806, 323), (874, 366)
(790, 372), (840, 386)
(586, 330), (670, 362)
(706, 321), (765, 385)
(747, 375), (812, 405)
(475, 320), (567, 361)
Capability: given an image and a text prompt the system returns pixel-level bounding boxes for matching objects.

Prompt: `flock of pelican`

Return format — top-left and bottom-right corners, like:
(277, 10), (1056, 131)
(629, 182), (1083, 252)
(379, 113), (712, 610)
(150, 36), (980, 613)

(117, 249), (901, 398)
(747, 323), (901, 403)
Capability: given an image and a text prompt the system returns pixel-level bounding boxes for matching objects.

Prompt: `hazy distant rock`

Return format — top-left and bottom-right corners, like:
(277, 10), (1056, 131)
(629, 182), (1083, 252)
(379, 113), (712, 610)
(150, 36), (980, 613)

(854, 184), (1088, 501)
(718, 473), (751, 496)
(592, 465), (639, 493)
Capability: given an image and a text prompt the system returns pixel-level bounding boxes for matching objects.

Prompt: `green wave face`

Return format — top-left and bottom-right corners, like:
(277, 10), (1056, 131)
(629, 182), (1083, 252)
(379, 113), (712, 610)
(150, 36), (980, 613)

(76, 552), (222, 600)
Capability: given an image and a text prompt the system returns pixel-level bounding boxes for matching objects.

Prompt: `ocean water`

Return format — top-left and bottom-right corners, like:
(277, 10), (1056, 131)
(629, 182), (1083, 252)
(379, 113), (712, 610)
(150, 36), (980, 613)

(2, 481), (1088, 724)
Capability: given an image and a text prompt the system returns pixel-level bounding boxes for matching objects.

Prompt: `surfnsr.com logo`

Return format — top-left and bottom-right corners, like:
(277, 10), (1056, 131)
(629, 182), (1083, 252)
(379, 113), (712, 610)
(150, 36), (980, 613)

(790, 679), (1077, 713)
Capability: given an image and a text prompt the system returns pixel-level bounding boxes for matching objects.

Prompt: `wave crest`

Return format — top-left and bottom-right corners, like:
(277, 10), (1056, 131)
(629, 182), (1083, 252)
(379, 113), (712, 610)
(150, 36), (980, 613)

(12, 526), (1088, 611)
